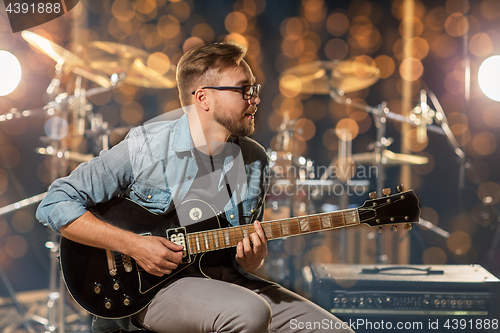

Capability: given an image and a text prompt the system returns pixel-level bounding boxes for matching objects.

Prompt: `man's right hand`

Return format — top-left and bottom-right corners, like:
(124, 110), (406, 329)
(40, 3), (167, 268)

(130, 236), (184, 277)
(60, 211), (184, 277)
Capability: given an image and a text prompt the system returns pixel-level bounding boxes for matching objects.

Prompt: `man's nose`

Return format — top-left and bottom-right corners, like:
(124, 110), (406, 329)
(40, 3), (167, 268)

(249, 94), (261, 105)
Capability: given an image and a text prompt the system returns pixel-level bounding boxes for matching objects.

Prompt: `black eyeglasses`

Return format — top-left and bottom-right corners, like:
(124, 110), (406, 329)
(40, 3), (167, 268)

(191, 84), (261, 100)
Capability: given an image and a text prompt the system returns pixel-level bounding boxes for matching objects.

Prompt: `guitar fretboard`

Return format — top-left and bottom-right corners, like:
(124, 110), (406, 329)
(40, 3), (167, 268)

(186, 208), (360, 255)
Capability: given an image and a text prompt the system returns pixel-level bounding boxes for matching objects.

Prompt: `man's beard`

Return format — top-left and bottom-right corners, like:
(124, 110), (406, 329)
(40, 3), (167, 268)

(214, 108), (255, 137)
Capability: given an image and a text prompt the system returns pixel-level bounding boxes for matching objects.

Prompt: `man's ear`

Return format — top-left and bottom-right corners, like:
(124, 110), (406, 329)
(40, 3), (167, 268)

(193, 89), (210, 111)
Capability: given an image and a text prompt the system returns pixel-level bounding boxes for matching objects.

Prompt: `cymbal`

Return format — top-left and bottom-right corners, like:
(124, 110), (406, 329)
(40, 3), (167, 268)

(21, 31), (112, 88)
(86, 41), (176, 89)
(352, 150), (428, 166)
(280, 60), (380, 95)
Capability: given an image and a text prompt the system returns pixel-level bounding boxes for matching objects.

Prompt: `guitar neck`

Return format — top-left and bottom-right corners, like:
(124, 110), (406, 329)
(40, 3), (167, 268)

(186, 208), (360, 255)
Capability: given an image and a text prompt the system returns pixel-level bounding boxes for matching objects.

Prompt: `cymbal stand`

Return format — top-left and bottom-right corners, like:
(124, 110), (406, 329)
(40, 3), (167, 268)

(372, 104), (389, 263)
(327, 80), (450, 253)
(45, 96), (70, 333)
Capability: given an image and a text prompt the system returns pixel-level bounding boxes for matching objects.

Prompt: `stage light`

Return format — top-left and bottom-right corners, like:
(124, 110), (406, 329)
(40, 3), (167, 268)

(478, 55), (500, 102)
(0, 51), (22, 96)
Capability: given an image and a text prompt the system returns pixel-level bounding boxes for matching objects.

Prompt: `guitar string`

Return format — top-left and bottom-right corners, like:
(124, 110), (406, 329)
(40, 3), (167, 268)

(109, 195), (410, 258)
(187, 194), (412, 254)
(187, 209), (358, 254)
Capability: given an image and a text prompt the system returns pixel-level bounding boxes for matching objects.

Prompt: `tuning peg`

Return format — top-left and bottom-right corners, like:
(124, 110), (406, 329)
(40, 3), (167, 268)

(404, 223), (412, 231)
(377, 226), (383, 233)
(383, 188), (391, 196)
(390, 224), (397, 232)
(369, 191), (377, 199)
(397, 184), (404, 192)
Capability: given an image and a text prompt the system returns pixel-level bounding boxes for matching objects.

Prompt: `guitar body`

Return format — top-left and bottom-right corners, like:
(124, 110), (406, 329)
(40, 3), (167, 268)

(60, 197), (222, 319)
(60, 188), (420, 319)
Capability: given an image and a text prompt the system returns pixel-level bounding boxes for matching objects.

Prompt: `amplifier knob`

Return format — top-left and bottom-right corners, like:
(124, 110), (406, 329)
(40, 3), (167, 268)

(376, 297), (383, 305)
(422, 299), (430, 305)
(341, 298), (347, 304)
(333, 297), (340, 304)
(104, 298), (113, 310)
(450, 300), (456, 306)
(123, 296), (132, 306)
(457, 300), (463, 306)
(94, 283), (102, 294)
(434, 299), (440, 306)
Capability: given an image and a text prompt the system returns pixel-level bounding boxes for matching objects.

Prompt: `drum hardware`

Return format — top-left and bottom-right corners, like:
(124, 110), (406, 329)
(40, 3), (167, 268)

(281, 58), (452, 264)
(351, 149), (429, 166)
(417, 218), (450, 239)
(35, 147), (94, 164)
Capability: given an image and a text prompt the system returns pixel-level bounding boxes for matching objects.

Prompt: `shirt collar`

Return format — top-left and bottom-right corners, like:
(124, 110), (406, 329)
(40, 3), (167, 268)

(171, 113), (194, 152)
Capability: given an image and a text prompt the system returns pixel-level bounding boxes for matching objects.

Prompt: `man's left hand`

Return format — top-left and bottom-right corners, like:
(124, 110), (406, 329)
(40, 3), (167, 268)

(236, 220), (268, 272)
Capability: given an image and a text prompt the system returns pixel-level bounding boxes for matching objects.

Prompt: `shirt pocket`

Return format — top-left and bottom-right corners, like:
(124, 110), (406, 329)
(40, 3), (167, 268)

(241, 196), (260, 225)
(129, 182), (172, 213)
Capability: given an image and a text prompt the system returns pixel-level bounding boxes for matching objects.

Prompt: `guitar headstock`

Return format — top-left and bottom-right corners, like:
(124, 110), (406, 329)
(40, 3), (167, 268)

(358, 185), (420, 232)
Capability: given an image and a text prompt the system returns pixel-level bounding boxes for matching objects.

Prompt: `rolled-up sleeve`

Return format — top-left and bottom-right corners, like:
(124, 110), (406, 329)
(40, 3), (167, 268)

(36, 140), (133, 233)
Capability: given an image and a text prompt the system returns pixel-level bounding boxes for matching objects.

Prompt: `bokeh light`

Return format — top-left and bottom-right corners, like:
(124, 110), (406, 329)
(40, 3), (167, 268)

(477, 182), (500, 205)
(478, 56), (500, 102)
(5, 235), (28, 258)
(447, 231), (472, 255)
(422, 247), (447, 264)
(0, 51), (22, 96)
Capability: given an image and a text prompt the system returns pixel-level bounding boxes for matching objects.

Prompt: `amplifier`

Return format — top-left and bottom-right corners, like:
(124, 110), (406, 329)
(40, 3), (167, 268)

(310, 264), (500, 333)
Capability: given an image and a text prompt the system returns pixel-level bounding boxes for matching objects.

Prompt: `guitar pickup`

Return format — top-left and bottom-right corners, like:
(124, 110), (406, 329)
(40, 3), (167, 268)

(166, 227), (191, 263)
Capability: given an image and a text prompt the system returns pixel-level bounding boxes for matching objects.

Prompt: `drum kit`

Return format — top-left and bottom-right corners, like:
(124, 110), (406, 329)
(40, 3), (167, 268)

(0, 32), (453, 331)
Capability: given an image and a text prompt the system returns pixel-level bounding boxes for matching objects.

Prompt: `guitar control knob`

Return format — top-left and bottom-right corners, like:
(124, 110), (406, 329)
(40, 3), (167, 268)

(104, 298), (113, 310)
(94, 283), (102, 294)
(113, 281), (121, 291)
(123, 295), (132, 306)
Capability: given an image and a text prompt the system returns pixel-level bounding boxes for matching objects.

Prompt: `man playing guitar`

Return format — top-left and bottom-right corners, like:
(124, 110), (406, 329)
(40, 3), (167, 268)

(37, 43), (354, 333)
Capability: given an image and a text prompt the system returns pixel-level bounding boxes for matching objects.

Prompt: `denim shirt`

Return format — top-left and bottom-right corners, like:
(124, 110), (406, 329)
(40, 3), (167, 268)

(36, 113), (269, 333)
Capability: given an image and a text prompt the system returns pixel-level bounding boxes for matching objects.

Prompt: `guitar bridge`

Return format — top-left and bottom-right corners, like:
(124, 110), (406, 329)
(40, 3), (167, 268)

(166, 227), (191, 263)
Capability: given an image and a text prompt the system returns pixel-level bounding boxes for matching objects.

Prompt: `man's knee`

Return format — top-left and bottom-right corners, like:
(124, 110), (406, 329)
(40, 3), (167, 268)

(221, 294), (271, 333)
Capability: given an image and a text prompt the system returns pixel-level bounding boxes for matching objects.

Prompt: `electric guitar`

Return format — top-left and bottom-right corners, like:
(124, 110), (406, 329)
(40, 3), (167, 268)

(60, 187), (420, 319)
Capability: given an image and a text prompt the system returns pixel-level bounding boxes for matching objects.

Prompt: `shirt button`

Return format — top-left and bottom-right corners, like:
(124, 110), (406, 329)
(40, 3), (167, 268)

(230, 214), (234, 219)
(187, 176), (192, 180)
(147, 195), (152, 199)
(250, 209), (255, 213)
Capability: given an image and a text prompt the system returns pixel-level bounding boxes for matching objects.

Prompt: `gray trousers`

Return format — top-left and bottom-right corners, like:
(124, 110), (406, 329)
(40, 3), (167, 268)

(134, 266), (355, 333)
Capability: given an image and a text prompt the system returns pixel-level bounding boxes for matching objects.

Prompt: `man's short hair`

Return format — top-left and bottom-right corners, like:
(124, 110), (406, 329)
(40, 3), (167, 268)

(176, 43), (248, 107)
